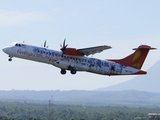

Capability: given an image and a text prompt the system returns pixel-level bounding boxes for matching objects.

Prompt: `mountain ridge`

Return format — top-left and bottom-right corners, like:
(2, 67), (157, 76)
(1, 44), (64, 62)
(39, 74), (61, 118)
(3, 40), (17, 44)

(0, 90), (160, 106)
(96, 60), (160, 93)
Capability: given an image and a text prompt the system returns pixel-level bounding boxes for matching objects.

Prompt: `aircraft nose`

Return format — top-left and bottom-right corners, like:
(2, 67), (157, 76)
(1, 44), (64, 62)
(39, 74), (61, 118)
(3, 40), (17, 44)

(2, 47), (8, 53)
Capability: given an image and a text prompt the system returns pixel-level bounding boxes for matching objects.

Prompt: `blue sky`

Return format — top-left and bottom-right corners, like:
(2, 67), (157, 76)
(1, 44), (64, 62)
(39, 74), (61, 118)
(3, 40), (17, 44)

(1, 0), (160, 90)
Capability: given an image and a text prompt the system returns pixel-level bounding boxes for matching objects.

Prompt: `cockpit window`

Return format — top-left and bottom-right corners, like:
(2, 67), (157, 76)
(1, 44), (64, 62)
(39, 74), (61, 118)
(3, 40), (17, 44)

(15, 43), (21, 47)
(15, 44), (18, 46)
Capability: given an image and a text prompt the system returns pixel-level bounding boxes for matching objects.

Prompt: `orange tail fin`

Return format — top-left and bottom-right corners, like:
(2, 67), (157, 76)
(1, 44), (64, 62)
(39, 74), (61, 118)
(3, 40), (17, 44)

(108, 45), (156, 69)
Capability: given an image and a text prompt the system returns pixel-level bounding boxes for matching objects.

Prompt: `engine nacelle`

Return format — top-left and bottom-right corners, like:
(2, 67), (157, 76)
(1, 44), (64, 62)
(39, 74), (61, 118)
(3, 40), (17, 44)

(65, 48), (84, 56)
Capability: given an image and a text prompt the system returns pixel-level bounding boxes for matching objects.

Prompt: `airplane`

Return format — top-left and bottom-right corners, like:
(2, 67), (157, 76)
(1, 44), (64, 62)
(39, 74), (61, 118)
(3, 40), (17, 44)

(2, 39), (156, 76)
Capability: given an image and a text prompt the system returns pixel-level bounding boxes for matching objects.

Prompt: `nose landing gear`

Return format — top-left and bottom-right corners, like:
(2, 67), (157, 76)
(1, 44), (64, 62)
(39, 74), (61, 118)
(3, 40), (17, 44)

(8, 56), (13, 61)
(9, 58), (12, 61)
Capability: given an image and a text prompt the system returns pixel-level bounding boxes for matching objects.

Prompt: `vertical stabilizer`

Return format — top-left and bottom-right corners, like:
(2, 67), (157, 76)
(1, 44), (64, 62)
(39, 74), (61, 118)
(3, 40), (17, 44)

(108, 45), (156, 69)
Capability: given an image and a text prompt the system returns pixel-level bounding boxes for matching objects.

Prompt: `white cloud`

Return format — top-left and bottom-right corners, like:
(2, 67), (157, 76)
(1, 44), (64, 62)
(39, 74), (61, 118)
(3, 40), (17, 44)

(0, 10), (48, 27)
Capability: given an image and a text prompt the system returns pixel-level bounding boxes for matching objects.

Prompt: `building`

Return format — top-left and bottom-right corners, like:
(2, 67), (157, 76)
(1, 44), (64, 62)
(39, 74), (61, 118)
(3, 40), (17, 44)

(148, 113), (160, 120)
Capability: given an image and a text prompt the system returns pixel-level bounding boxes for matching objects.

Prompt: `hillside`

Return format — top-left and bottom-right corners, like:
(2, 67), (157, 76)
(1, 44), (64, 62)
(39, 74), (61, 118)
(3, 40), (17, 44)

(97, 60), (160, 93)
(0, 90), (160, 106)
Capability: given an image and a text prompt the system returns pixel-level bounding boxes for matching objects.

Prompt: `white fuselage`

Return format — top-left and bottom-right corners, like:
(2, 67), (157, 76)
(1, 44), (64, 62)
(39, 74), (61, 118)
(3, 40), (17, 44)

(3, 43), (141, 76)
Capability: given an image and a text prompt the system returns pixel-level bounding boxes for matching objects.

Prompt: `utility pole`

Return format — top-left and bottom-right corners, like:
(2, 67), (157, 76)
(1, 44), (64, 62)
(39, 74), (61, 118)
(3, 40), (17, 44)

(48, 96), (53, 120)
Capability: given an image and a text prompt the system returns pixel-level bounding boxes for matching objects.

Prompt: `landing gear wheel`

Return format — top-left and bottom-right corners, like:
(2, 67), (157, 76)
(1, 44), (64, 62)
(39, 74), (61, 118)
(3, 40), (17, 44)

(8, 58), (12, 61)
(71, 69), (76, 74)
(8, 55), (13, 62)
(61, 69), (66, 75)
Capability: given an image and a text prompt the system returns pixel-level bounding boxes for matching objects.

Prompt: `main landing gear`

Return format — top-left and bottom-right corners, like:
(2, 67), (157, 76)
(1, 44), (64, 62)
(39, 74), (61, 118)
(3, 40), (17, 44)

(70, 68), (76, 74)
(60, 67), (77, 75)
(61, 69), (66, 75)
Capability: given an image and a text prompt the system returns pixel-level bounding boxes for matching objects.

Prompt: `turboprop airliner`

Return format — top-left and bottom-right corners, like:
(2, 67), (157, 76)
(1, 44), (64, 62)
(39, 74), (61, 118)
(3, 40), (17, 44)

(2, 39), (156, 76)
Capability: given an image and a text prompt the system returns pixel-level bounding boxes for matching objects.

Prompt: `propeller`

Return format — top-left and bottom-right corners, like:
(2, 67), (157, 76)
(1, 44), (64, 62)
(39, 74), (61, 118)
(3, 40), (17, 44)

(60, 38), (68, 54)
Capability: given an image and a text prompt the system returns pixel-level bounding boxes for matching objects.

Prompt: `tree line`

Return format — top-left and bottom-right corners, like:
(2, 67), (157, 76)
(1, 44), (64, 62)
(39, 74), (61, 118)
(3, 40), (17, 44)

(0, 101), (160, 120)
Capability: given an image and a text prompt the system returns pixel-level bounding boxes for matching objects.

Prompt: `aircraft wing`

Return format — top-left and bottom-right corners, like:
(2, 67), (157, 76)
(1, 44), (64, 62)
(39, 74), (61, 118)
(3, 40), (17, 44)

(77, 45), (112, 56)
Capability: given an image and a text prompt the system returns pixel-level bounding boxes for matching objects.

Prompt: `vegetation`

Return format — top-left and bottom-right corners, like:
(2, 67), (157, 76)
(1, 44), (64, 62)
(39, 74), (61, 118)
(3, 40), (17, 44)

(1, 90), (160, 106)
(0, 101), (160, 120)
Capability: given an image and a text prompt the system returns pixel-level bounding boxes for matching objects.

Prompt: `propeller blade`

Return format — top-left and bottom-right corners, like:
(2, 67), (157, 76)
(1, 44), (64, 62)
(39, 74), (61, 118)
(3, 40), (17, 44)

(60, 38), (68, 54)
(44, 40), (47, 47)
(63, 38), (66, 48)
